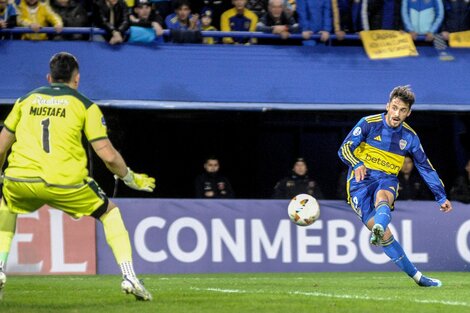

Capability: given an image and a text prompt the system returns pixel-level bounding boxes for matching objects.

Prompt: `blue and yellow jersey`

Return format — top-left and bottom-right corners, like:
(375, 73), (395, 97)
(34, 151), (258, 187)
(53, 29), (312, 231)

(165, 13), (200, 30)
(338, 113), (446, 204)
(3, 83), (107, 186)
(220, 8), (258, 44)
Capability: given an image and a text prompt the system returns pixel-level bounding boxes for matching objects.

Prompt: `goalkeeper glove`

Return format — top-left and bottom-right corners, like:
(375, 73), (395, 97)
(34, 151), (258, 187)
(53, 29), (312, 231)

(116, 168), (155, 192)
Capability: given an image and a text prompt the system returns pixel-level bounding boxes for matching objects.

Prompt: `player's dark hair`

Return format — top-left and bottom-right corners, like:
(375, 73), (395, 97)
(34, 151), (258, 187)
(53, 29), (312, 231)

(205, 156), (219, 163)
(173, 0), (190, 10)
(389, 85), (415, 108)
(49, 52), (79, 83)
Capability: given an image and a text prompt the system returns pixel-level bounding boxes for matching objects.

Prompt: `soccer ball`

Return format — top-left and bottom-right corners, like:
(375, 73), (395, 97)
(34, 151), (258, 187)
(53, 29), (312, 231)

(288, 194), (320, 226)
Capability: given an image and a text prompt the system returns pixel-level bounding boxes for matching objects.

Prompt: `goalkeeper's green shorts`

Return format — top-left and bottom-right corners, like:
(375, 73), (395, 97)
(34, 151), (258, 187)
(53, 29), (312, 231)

(1, 177), (108, 219)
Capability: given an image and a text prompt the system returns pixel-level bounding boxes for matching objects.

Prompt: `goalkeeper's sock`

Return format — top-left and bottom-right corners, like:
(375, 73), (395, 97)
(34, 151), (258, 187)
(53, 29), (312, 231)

(382, 236), (418, 278)
(0, 200), (17, 271)
(120, 261), (137, 278)
(0, 233), (13, 271)
(101, 207), (136, 277)
(374, 201), (391, 230)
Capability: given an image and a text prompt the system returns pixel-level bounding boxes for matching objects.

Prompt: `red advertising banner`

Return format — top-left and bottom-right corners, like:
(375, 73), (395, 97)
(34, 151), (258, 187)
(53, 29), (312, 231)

(7, 206), (96, 275)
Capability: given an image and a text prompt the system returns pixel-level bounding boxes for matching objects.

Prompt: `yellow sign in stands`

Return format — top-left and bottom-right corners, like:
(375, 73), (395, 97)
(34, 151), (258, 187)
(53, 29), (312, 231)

(360, 30), (418, 60)
(449, 30), (470, 48)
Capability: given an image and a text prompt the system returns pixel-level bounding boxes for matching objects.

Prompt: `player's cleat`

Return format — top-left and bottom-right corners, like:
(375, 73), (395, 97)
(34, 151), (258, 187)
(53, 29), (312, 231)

(370, 224), (384, 246)
(0, 270), (6, 300)
(417, 275), (442, 288)
(121, 275), (153, 301)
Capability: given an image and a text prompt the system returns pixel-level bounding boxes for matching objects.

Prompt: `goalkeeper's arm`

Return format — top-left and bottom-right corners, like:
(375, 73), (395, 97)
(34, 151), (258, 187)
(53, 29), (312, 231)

(91, 138), (155, 192)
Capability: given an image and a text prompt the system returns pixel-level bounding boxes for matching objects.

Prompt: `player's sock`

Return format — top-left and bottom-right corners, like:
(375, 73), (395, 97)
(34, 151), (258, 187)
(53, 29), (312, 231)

(382, 236), (418, 278)
(120, 261), (136, 278)
(100, 207), (136, 277)
(0, 251), (10, 271)
(374, 201), (391, 230)
(0, 201), (17, 272)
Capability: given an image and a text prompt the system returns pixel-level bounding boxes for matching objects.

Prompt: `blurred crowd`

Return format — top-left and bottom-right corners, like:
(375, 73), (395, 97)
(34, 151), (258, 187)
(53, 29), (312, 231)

(194, 155), (470, 204)
(1, 0), (469, 45)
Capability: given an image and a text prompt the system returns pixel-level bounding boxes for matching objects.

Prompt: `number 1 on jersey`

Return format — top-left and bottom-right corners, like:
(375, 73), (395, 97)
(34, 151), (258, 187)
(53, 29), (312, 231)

(41, 118), (50, 153)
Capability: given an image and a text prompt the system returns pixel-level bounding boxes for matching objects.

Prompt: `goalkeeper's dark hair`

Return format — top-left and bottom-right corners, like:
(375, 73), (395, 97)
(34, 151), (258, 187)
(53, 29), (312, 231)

(389, 85), (415, 108)
(49, 52), (79, 83)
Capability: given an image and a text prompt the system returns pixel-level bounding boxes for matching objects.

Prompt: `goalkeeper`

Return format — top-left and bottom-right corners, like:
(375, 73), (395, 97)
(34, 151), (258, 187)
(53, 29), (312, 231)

(0, 52), (154, 301)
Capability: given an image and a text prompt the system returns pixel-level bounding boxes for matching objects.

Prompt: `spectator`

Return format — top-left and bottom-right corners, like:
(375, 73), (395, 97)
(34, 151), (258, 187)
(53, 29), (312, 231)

(336, 169), (348, 200)
(191, 0), (232, 30)
(246, 0), (267, 17)
(165, 0), (199, 30)
(450, 159), (470, 204)
(51, 0), (89, 40)
(331, 0), (362, 40)
(0, 0), (17, 33)
(194, 157), (235, 198)
(93, 0), (129, 45)
(128, 0), (164, 43)
(273, 158), (324, 199)
(296, 0), (331, 45)
(256, 0), (299, 44)
(402, 0), (444, 42)
(17, 0), (63, 40)
(284, 0), (296, 18)
(150, 0), (172, 21)
(221, 0), (258, 44)
(398, 156), (432, 200)
(441, 0), (470, 41)
(362, 0), (403, 31)
(200, 7), (217, 44)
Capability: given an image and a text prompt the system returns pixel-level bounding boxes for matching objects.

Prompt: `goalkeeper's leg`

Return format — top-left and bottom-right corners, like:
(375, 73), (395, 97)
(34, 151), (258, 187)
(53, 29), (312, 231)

(100, 203), (152, 301)
(0, 199), (18, 300)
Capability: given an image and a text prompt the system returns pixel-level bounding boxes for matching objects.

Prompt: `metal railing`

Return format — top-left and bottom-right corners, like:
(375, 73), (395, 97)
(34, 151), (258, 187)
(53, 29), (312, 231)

(0, 27), (433, 42)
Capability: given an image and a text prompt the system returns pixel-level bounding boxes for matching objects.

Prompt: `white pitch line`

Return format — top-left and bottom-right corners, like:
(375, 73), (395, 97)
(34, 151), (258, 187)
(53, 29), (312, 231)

(191, 287), (246, 294)
(191, 287), (470, 308)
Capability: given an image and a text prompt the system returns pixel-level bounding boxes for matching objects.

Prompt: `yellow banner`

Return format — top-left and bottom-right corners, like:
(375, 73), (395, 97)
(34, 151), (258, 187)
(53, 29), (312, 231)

(360, 30), (418, 60)
(449, 30), (470, 48)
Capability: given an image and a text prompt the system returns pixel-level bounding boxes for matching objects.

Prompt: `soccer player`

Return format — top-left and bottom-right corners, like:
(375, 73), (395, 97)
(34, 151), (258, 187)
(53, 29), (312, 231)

(0, 52), (155, 301)
(338, 85), (453, 287)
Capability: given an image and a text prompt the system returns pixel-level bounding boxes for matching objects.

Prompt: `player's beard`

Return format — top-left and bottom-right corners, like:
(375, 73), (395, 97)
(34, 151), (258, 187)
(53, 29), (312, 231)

(386, 114), (403, 128)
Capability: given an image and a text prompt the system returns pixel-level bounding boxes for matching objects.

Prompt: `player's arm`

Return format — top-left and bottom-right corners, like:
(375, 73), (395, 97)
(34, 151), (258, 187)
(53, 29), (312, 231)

(85, 103), (154, 192)
(91, 138), (155, 192)
(1, 98), (21, 171)
(338, 118), (369, 181)
(410, 136), (452, 212)
(90, 138), (127, 177)
(0, 127), (16, 171)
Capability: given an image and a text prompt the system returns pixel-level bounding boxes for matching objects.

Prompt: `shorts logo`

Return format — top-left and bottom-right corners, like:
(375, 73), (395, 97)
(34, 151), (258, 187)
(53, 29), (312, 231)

(399, 139), (407, 150)
(353, 127), (362, 136)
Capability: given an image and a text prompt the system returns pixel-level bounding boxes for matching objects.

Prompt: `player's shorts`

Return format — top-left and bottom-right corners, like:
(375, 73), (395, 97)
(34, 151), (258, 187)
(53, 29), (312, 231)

(347, 172), (399, 224)
(1, 177), (109, 219)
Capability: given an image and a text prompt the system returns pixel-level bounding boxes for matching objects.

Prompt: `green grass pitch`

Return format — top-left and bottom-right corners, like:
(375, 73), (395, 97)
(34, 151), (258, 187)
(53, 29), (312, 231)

(0, 272), (469, 313)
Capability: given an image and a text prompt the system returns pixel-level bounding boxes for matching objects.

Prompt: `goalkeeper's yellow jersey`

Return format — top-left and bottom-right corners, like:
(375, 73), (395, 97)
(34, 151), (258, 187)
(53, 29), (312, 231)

(3, 83), (107, 186)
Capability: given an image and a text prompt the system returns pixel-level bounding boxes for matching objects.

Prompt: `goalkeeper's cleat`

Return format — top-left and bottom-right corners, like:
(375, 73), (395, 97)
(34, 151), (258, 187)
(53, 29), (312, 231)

(370, 224), (384, 246)
(0, 270), (6, 300)
(417, 275), (442, 288)
(121, 275), (153, 301)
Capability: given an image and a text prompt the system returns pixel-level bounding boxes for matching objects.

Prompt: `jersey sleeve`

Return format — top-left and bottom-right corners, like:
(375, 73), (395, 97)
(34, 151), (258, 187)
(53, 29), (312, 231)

(409, 135), (447, 205)
(84, 103), (108, 142)
(338, 117), (369, 169)
(3, 98), (22, 133)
